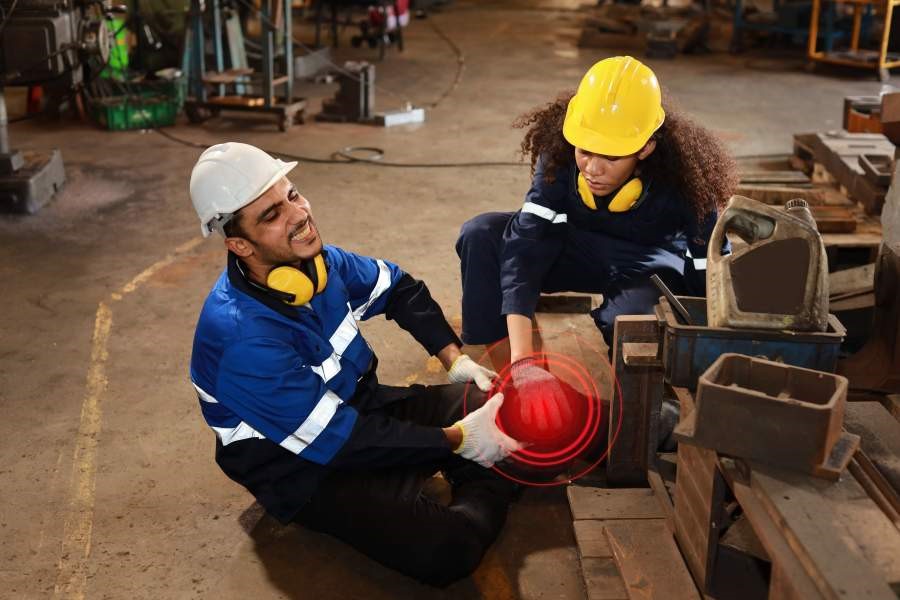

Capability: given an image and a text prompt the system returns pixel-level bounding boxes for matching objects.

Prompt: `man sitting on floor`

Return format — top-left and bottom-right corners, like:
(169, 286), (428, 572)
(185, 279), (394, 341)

(188, 142), (521, 587)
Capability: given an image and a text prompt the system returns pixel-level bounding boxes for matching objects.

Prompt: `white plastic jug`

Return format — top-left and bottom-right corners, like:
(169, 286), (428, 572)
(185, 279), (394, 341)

(707, 196), (829, 332)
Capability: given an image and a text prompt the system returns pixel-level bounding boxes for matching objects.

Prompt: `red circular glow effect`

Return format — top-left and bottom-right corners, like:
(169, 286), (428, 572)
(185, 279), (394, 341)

(493, 352), (600, 467)
(462, 335), (624, 487)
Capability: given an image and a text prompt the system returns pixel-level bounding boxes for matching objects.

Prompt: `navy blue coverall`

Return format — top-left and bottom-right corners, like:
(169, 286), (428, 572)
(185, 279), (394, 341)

(457, 158), (723, 346)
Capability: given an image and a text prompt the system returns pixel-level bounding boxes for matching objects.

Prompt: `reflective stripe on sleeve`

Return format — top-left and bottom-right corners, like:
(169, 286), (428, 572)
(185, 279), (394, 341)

(352, 259), (393, 319)
(194, 383), (267, 445)
(212, 421), (266, 445)
(522, 202), (567, 224)
(193, 383), (218, 404)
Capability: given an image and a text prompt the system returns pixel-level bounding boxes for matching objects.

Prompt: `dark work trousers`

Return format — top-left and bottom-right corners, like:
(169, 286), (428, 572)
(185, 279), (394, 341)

(293, 383), (517, 588)
(456, 212), (687, 347)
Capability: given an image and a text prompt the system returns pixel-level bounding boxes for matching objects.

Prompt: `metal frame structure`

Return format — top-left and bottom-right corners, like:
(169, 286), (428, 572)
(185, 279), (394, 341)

(731, 0), (847, 53)
(808, 0), (900, 81)
(184, 0), (306, 131)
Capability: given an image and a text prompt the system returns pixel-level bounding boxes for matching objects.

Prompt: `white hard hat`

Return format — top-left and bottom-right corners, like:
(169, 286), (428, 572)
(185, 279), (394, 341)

(189, 142), (298, 237)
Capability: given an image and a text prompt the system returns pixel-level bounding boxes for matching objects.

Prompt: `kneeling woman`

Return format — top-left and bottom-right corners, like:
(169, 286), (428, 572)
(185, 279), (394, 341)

(457, 56), (737, 365)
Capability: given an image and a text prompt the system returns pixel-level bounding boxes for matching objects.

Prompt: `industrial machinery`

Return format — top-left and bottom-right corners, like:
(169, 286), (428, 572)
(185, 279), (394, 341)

(0, 0), (113, 213)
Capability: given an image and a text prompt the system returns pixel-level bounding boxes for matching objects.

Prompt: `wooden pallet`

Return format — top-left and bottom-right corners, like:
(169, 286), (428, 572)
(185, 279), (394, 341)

(569, 486), (701, 600)
(739, 147), (885, 250)
(797, 131), (892, 215)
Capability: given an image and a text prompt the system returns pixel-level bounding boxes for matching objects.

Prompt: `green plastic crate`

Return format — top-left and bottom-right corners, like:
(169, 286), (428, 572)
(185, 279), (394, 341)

(89, 79), (186, 131)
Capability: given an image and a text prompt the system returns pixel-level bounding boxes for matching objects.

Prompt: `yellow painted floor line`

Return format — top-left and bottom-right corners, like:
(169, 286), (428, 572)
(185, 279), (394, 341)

(472, 549), (516, 600)
(53, 302), (111, 598)
(53, 237), (202, 599)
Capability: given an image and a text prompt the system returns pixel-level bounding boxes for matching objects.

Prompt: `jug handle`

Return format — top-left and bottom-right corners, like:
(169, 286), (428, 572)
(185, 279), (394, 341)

(710, 207), (776, 250)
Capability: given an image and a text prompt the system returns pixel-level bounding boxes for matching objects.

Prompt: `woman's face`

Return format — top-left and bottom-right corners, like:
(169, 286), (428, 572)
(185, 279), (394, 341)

(574, 141), (656, 196)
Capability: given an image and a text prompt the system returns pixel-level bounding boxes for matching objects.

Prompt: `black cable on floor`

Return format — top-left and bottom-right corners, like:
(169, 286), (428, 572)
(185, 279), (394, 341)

(152, 127), (527, 168)
(423, 17), (465, 109)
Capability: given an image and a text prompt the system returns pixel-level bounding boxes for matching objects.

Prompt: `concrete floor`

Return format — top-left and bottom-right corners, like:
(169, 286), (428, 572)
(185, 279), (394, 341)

(0, 0), (888, 597)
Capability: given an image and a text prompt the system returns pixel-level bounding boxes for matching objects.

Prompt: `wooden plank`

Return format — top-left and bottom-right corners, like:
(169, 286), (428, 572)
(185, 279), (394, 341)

(769, 561), (807, 600)
(750, 465), (900, 598)
(647, 460), (675, 533)
(734, 185), (826, 206)
(673, 441), (725, 592)
(884, 394), (900, 423)
(607, 315), (664, 486)
(844, 402), (900, 493)
(568, 486), (665, 521)
(830, 292), (876, 311)
(739, 170), (811, 185)
(574, 520), (613, 558)
(622, 342), (659, 367)
(202, 67), (253, 84)
(809, 205), (859, 233)
(848, 454), (900, 527)
(603, 519), (701, 600)
(670, 385), (696, 415)
(821, 230), (883, 248)
(717, 458), (827, 600)
(581, 557), (630, 600)
(830, 263), (876, 296)
(207, 95), (265, 107)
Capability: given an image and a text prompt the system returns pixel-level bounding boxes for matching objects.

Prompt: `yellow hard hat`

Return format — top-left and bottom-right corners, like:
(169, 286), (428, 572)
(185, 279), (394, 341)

(563, 56), (665, 157)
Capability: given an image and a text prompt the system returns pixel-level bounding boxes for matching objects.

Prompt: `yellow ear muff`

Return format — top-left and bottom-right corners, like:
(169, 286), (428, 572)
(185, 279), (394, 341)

(578, 173), (644, 212)
(607, 178), (644, 213)
(267, 266), (316, 306)
(577, 172), (597, 210)
(312, 254), (328, 294)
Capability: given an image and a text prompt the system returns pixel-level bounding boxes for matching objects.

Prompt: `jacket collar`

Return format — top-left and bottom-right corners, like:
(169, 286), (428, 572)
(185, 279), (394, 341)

(226, 252), (306, 321)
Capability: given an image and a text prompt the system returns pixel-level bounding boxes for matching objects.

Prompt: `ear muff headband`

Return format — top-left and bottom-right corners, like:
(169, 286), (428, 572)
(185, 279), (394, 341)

(577, 172), (597, 210)
(266, 254), (329, 306)
(311, 254), (327, 294)
(577, 172), (645, 213)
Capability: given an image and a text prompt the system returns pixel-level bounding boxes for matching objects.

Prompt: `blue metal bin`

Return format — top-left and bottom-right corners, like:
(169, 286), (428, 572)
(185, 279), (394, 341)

(656, 296), (846, 390)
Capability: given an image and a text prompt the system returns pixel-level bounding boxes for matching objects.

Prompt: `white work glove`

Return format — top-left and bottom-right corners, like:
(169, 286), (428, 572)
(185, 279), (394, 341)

(453, 393), (523, 468)
(510, 358), (574, 435)
(447, 354), (498, 392)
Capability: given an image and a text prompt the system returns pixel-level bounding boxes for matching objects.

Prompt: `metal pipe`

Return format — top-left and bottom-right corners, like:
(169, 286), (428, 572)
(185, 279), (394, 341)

(651, 274), (694, 326)
(212, 0), (225, 98)
(261, 0), (274, 107)
(283, 0), (293, 104)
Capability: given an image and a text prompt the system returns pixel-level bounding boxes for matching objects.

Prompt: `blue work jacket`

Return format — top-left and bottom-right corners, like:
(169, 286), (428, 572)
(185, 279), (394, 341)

(190, 246), (460, 522)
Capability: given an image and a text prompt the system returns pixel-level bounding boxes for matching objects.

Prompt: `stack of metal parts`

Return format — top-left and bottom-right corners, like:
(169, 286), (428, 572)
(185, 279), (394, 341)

(664, 195), (858, 478)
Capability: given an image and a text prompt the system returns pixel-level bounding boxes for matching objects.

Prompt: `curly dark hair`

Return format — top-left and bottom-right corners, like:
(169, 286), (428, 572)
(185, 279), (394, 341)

(513, 91), (737, 220)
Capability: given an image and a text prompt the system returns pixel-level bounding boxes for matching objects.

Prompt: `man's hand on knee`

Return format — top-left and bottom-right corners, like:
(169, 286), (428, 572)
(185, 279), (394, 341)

(448, 393), (521, 467)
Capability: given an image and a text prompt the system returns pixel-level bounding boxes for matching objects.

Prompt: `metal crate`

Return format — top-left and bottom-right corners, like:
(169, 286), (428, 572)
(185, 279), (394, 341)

(656, 296), (845, 390)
